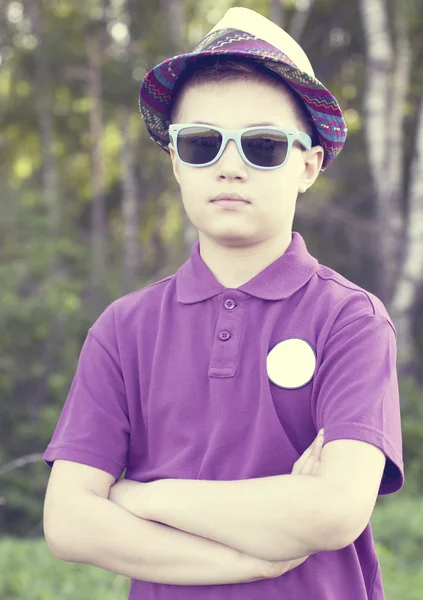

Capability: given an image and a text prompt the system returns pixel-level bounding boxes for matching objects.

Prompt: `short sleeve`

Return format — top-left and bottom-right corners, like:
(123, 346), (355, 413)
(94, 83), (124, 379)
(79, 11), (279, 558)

(312, 313), (404, 495)
(42, 305), (129, 480)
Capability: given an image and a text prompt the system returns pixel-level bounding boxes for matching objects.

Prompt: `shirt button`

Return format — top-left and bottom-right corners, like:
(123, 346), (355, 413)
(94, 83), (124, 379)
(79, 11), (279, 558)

(219, 330), (231, 341)
(224, 299), (236, 309)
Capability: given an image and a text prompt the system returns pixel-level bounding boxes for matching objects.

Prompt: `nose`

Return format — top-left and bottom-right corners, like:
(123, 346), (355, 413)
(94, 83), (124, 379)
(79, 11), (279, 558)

(216, 139), (247, 176)
(220, 138), (241, 159)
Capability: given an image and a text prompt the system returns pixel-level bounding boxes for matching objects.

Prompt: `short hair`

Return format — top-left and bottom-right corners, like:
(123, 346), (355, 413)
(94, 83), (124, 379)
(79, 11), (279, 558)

(169, 55), (317, 144)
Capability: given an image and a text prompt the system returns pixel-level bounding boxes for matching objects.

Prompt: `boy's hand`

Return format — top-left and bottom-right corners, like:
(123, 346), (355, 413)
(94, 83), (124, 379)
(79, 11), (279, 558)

(291, 428), (324, 477)
(266, 429), (325, 579)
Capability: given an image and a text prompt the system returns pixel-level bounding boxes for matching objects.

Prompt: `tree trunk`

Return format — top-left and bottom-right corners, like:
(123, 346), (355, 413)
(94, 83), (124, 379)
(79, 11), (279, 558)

(269, 0), (284, 28)
(288, 0), (317, 41)
(161, 0), (186, 46)
(119, 107), (141, 293)
(359, 0), (396, 302)
(28, 2), (60, 240)
(390, 92), (423, 380)
(359, 0), (423, 378)
(385, 1), (411, 294)
(27, 1), (66, 423)
(86, 27), (107, 319)
(159, 0), (198, 254)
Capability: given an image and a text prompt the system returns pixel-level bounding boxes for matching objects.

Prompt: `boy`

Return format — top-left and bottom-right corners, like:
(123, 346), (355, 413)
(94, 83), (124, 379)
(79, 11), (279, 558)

(43, 7), (404, 599)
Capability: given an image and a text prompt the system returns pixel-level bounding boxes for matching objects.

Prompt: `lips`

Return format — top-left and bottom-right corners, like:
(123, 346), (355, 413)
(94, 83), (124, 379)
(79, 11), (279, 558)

(211, 193), (249, 203)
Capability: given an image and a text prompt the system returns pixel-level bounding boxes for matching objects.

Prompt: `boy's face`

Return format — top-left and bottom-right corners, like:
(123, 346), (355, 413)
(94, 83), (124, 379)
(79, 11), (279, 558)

(168, 77), (323, 269)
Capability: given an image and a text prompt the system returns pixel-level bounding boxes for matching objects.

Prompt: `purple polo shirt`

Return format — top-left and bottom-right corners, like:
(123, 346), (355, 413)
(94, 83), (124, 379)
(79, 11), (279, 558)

(43, 230), (404, 600)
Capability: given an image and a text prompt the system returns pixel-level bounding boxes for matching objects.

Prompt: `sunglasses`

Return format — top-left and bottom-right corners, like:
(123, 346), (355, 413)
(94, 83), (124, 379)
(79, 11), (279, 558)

(168, 124), (312, 170)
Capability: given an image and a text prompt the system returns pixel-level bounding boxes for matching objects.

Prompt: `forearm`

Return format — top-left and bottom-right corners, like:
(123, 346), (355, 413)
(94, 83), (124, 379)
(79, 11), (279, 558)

(143, 474), (342, 562)
(45, 491), (272, 586)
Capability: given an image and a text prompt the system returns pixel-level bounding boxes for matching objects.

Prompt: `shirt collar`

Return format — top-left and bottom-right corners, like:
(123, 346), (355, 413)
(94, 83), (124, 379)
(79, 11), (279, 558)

(176, 231), (318, 304)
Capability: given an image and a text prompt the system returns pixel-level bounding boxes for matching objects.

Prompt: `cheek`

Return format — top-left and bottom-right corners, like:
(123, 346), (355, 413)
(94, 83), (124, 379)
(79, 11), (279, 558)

(267, 179), (300, 212)
(179, 177), (207, 213)
(179, 171), (211, 198)
(266, 174), (292, 194)
(178, 167), (199, 184)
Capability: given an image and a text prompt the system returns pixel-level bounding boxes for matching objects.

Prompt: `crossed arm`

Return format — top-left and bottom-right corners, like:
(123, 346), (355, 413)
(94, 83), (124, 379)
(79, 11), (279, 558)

(109, 471), (348, 563)
(109, 437), (385, 563)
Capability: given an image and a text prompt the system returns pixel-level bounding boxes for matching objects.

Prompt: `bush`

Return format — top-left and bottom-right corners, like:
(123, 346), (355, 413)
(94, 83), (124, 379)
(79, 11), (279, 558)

(1, 494), (422, 599)
(0, 536), (129, 600)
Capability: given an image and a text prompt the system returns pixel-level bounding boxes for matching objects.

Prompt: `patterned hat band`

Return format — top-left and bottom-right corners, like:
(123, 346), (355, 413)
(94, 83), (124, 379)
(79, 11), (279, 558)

(139, 8), (347, 172)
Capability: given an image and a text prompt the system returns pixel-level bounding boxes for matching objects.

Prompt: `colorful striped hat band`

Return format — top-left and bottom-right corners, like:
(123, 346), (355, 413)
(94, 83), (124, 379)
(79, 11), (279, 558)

(139, 7), (347, 172)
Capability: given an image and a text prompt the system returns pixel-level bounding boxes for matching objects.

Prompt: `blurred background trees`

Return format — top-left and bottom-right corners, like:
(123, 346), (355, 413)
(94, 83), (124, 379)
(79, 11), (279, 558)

(1, 0), (423, 596)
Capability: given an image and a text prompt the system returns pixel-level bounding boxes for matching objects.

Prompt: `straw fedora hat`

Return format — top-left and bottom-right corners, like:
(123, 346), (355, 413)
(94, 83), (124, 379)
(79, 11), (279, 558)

(139, 6), (347, 171)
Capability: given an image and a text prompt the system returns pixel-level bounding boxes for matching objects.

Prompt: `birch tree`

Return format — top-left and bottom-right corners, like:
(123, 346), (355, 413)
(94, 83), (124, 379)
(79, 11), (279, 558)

(160, 0), (199, 252)
(26, 1), (68, 422)
(390, 92), (423, 374)
(358, 0), (423, 375)
(111, 0), (141, 293)
(86, 23), (107, 319)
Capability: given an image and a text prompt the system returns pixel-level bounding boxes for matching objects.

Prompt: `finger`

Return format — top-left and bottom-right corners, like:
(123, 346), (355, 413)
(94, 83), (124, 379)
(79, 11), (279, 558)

(296, 444), (319, 476)
(298, 436), (324, 476)
(310, 429), (324, 449)
(311, 457), (322, 477)
(297, 454), (314, 476)
(292, 431), (324, 475)
(312, 432), (324, 457)
(292, 444), (314, 475)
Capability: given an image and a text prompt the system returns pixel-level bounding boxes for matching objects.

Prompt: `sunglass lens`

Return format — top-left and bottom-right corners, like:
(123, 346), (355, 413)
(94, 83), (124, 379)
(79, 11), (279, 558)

(241, 129), (289, 167)
(177, 127), (222, 165)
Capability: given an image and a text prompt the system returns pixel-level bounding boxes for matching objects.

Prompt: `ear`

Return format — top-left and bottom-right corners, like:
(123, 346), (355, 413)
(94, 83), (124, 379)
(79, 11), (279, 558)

(298, 146), (325, 193)
(168, 142), (180, 185)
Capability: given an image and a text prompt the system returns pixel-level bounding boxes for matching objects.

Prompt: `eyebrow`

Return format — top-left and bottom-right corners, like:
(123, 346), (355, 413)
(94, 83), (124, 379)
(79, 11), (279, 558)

(189, 120), (279, 127)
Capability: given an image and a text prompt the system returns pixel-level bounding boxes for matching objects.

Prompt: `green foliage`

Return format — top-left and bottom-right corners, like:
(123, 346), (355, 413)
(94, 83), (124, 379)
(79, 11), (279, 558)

(0, 537), (129, 600)
(1, 494), (423, 598)
(373, 494), (423, 570)
(398, 376), (423, 495)
(371, 495), (423, 598)
(374, 542), (423, 600)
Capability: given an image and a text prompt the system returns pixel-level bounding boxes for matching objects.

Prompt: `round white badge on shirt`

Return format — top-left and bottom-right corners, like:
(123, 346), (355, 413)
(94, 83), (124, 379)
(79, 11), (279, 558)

(267, 338), (316, 389)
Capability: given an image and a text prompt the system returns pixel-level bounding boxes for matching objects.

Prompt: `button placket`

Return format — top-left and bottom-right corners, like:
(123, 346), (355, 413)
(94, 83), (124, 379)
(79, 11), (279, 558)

(209, 292), (246, 376)
(220, 298), (236, 339)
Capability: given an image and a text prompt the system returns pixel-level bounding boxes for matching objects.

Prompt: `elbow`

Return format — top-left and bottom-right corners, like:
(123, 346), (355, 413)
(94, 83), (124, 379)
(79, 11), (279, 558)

(44, 524), (66, 560)
(320, 495), (366, 551)
(43, 504), (60, 558)
(330, 515), (368, 551)
(312, 481), (360, 552)
(45, 530), (78, 562)
(43, 512), (75, 561)
(323, 521), (352, 552)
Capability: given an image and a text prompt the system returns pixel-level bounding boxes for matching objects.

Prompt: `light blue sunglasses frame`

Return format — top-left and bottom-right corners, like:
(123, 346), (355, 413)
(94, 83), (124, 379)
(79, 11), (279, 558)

(168, 124), (312, 170)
